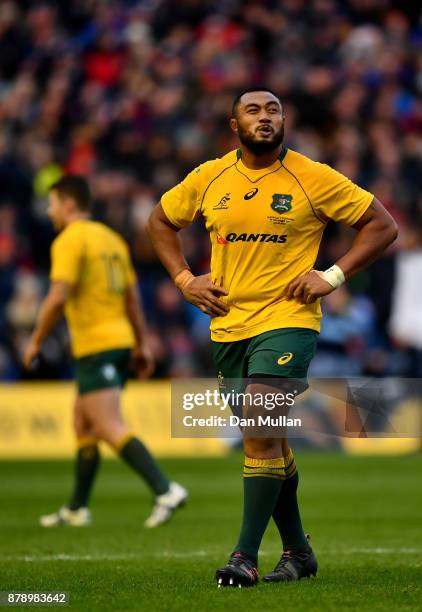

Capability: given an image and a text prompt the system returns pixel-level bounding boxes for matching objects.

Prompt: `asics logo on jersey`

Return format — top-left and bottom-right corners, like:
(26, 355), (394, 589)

(225, 232), (287, 243)
(244, 188), (259, 200)
(213, 193), (231, 209)
(271, 194), (293, 214)
(277, 352), (293, 365)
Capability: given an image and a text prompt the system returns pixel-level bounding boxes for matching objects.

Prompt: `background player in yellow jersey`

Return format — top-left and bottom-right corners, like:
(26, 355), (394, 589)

(147, 88), (398, 586)
(23, 175), (187, 529)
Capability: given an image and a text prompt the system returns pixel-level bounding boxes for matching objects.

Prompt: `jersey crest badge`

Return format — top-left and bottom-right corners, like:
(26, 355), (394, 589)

(271, 194), (292, 214)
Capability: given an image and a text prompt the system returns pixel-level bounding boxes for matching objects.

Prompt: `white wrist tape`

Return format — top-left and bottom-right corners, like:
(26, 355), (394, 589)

(319, 264), (345, 289)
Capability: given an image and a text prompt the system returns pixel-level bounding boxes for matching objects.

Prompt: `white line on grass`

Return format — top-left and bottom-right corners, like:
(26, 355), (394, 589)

(347, 548), (421, 554)
(0, 551), (210, 562)
(0, 548), (420, 563)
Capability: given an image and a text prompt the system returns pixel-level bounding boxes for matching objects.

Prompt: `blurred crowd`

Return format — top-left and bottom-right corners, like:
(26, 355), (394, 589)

(1, 0), (421, 380)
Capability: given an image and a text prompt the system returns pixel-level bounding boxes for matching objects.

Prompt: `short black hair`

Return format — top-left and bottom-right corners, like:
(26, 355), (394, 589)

(50, 175), (91, 211)
(232, 87), (282, 117)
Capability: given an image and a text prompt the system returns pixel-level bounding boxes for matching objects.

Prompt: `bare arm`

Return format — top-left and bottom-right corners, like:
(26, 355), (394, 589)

(336, 197), (398, 278)
(125, 283), (155, 378)
(147, 203), (191, 279)
(125, 283), (149, 346)
(23, 282), (71, 368)
(147, 203), (229, 317)
(286, 197), (398, 304)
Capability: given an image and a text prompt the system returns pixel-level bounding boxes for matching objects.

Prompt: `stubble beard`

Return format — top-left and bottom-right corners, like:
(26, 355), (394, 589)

(238, 124), (285, 155)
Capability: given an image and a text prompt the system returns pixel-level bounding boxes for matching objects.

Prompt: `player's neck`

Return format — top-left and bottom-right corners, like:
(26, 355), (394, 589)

(64, 212), (90, 227)
(239, 145), (283, 170)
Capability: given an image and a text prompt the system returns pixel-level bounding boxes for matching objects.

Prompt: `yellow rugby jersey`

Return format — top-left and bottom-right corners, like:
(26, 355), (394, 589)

(50, 220), (136, 357)
(161, 147), (374, 342)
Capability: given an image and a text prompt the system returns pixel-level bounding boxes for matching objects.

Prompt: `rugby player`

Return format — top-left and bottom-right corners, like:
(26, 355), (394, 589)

(23, 175), (187, 528)
(147, 87), (397, 586)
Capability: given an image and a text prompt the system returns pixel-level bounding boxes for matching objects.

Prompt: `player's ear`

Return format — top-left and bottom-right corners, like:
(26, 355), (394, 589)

(64, 196), (76, 214)
(230, 117), (238, 135)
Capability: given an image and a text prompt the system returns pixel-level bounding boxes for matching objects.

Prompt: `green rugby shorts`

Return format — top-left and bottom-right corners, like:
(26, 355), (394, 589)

(212, 327), (318, 404)
(74, 348), (132, 395)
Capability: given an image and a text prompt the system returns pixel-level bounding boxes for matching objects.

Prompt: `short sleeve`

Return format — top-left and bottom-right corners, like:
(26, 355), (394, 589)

(160, 166), (203, 228)
(312, 164), (374, 226)
(50, 229), (83, 284)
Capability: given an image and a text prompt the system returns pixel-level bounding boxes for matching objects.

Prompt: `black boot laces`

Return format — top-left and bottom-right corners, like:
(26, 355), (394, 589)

(230, 552), (256, 569)
(274, 548), (310, 575)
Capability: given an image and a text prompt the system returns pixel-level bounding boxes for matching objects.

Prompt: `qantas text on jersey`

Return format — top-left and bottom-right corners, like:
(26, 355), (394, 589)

(224, 232), (287, 243)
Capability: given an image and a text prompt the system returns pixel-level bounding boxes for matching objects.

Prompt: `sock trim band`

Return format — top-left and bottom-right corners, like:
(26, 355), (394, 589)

(244, 469), (286, 478)
(283, 450), (298, 477)
(286, 462), (297, 478)
(244, 456), (285, 468)
(243, 472), (286, 479)
(115, 433), (135, 453)
(283, 449), (294, 464)
(77, 436), (98, 449)
(243, 456), (286, 479)
(244, 466), (285, 475)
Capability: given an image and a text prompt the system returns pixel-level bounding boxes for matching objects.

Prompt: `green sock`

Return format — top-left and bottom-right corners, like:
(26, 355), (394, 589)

(118, 436), (169, 496)
(272, 450), (308, 550)
(69, 441), (100, 510)
(234, 456), (285, 561)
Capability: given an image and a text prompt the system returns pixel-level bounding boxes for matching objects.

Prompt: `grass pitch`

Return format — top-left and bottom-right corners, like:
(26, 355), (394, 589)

(0, 452), (421, 611)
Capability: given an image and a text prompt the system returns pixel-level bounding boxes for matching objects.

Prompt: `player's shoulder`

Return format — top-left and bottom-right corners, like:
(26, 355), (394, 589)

(53, 220), (127, 250)
(187, 150), (239, 184)
(283, 148), (328, 174)
(284, 148), (344, 183)
(89, 221), (129, 250)
(51, 220), (84, 250)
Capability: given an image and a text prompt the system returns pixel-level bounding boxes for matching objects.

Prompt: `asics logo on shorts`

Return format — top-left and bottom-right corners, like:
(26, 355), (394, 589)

(277, 352), (293, 365)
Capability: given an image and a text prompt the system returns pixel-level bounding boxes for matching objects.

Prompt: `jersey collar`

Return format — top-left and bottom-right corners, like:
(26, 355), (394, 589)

(235, 145), (288, 164)
(235, 146), (288, 180)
